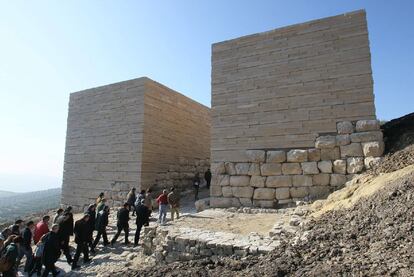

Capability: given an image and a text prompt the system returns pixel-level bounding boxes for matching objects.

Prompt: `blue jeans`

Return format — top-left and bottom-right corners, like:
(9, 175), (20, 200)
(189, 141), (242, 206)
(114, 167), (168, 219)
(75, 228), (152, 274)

(159, 204), (167, 224)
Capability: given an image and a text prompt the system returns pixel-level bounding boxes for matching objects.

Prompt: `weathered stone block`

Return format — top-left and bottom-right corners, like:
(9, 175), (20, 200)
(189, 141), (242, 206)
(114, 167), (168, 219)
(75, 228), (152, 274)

(239, 198), (253, 207)
(210, 185), (222, 197)
(248, 163), (261, 176)
(225, 162), (236, 175)
(318, 161), (333, 173)
(321, 147), (340, 160)
(230, 176), (250, 187)
(350, 131), (383, 143)
(250, 176), (266, 188)
(307, 148), (321, 162)
(275, 188), (290, 200)
(253, 188), (275, 200)
(210, 197), (241, 208)
(364, 157), (382, 169)
(333, 160), (347, 174)
(347, 157), (364, 174)
(355, 120), (380, 132)
(222, 186), (233, 197)
(261, 163), (282, 176)
(281, 163), (302, 175)
(315, 136), (336, 149)
(213, 175), (230, 186)
(362, 141), (384, 157)
(253, 200), (275, 208)
(232, 186), (254, 198)
(266, 150), (286, 163)
(292, 175), (313, 187)
(330, 174), (347, 186)
(266, 176), (292, 188)
(211, 162), (226, 175)
(289, 187), (308, 198)
(287, 149), (308, 162)
(336, 134), (351, 146)
(337, 121), (354, 134)
(235, 163), (250, 175)
(340, 143), (363, 158)
(309, 186), (331, 199)
(301, 162), (319, 175)
(312, 174), (330, 186)
(246, 150), (266, 163)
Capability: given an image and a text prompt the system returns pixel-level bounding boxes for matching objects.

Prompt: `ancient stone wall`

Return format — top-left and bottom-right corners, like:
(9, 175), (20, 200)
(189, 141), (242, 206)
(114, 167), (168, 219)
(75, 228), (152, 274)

(62, 77), (211, 210)
(210, 10), (383, 207)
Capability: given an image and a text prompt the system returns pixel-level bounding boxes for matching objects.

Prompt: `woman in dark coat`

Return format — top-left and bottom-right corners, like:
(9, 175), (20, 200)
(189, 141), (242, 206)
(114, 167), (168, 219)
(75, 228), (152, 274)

(41, 224), (61, 277)
(92, 205), (110, 250)
(57, 207), (74, 264)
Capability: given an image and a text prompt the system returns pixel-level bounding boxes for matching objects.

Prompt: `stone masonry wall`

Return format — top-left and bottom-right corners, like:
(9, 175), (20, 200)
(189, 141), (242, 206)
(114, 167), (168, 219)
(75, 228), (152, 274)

(62, 77), (211, 211)
(210, 120), (383, 208)
(210, 10), (382, 208)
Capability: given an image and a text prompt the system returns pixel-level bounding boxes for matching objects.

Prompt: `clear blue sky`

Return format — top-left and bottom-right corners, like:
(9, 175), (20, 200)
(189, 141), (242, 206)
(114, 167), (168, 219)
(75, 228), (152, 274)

(0, 1), (413, 192)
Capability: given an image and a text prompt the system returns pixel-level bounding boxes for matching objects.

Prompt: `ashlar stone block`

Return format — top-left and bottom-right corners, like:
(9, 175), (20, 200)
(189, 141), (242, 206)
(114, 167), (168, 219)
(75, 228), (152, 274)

(261, 163), (282, 176)
(253, 188), (275, 200)
(333, 160), (347, 174)
(337, 121), (354, 134)
(362, 141), (384, 157)
(287, 149), (308, 163)
(250, 176), (266, 188)
(307, 148), (321, 162)
(355, 120), (380, 132)
(318, 160), (333, 173)
(292, 175), (313, 187)
(246, 150), (266, 163)
(266, 151), (286, 163)
(315, 136), (336, 149)
(347, 157), (364, 174)
(230, 176), (250, 187)
(266, 176), (292, 188)
(340, 143), (363, 158)
(232, 186), (254, 198)
(301, 162), (319, 175)
(282, 163), (302, 175)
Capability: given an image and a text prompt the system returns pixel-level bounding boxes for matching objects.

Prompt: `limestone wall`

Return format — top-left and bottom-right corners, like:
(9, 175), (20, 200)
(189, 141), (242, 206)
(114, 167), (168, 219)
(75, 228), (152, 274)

(210, 10), (382, 207)
(62, 77), (211, 210)
(141, 80), (211, 191)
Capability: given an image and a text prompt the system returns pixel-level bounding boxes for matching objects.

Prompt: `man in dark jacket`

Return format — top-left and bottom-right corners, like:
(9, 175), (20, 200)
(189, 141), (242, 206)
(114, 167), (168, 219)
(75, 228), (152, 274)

(41, 224), (61, 277)
(2, 236), (22, 277)
(86, 204), (96, 253)
(92, 205), (110, 250)
(134, 199), (150, 246)
(19, 220), (35, 272)
(110, 203), (130, 245)
(204, 169), (212, 189)
(72, 214), (92, 270)
(57, 207), (74, 264)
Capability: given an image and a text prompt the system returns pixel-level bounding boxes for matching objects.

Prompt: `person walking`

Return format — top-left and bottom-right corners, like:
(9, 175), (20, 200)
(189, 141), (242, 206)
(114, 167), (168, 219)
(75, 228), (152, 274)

(193, 173), (201, 201)
(52, 209), (63, 224)
(167, 187), (180, 221)
(96, 192), (105, 205)
(19, 220), (35, 273)
(134, 190), (146, 210)
(134, 199), (150, 247)
(126, 188), (137, 216)
(204, 169), (212, 189)
(72, 214), (92, 270)
(57, 207), (74, 265)
(41, 224), (61, 277)
(29, 233), (47, 277)
(144, 189), (153, 217)
(156, 190), (168, 225)
(92, 205), (110, 250)
(2, 236), (22, 277)
(86, 204), (96, 253)
(96, 198), (106, 214)
(110, 203), (130, 245)
(34, 215), (50, 244)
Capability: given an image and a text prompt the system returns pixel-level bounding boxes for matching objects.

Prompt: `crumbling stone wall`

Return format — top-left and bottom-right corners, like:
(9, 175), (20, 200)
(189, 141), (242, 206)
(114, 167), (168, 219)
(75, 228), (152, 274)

(62, 77), (210, 210)
(210, 10), (383, 208)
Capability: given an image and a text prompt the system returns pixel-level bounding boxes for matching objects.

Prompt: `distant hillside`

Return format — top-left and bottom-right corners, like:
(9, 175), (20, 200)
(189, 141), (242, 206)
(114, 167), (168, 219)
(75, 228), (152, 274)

(0, 190), (18, 198)
(0, 188), (61, 226)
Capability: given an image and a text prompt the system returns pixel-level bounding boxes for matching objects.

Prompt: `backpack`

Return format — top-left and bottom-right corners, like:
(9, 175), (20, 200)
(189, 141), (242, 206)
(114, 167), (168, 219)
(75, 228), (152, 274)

(135, 194), (145, 208)
(0, 244), (14, 273)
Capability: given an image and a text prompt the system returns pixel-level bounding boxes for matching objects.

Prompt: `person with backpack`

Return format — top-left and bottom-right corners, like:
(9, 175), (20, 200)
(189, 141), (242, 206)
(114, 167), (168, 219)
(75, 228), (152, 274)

(72, 214), (92, 270)
(1, 236), (22, 277)
(126, 188), (137, 216)
(134, 199), (150, 247)
(167, 187), (180, 221)
(92, 205), (110, 251)
(19, 220), (35, 273)
(85, 204), (96, 253)
(41, 224), (61, 277)
(134, 190), (146, 210)
(57, 207), (74, 265)
(110, 203), (130, 245)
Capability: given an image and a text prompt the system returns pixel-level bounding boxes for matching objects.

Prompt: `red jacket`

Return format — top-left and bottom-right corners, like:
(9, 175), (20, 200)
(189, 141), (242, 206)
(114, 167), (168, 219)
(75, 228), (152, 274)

(156, 194), (168, 205)
(34, 221), (49, 244)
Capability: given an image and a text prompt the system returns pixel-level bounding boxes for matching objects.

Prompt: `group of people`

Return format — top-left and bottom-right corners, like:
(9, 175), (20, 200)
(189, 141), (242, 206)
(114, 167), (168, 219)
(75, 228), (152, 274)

(0, 169), (212, 277)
